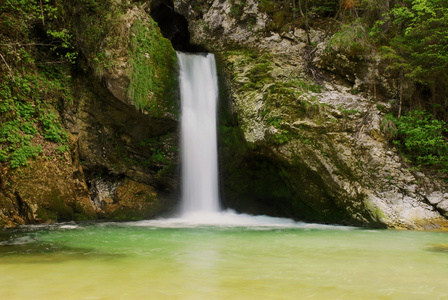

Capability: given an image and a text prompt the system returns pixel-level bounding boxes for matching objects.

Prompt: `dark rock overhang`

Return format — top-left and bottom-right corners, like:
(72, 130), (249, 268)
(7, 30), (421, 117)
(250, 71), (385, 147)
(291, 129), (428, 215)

(150, 0), (205, 52)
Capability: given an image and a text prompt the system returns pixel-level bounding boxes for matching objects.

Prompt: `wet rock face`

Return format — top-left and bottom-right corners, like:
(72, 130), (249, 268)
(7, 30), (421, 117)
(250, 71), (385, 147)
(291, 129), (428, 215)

(173, 0), (448, 229)
(69, 54), (179, 220)
(0, 156), (96, 226)
(89, 177), (171, 220)
(64, 3), (181, 222)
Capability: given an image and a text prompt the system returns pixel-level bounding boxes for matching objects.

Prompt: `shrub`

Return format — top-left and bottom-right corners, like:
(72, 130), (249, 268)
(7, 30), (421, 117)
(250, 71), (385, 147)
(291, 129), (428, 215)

(393, 110), (448, 170)
(328, 19), (372, 57)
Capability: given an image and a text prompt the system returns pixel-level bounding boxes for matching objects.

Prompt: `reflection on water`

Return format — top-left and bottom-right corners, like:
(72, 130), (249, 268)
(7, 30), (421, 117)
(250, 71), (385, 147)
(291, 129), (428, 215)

(426, 243), (448, 253)
(0, 219), (448, 299)
(0, 227), (126, 264)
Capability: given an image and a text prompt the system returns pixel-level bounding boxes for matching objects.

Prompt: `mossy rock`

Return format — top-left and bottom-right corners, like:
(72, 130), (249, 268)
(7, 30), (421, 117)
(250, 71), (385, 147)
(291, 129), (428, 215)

(100, 178), (174, 221)
(127, 18), (178, 116)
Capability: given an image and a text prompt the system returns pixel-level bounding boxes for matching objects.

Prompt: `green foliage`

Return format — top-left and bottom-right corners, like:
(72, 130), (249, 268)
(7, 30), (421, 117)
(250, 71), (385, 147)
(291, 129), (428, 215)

(55, 144), (69, 153)
(328, 19), (372, 57)
(39, 109), (69, 143)
(371, 0), (448, 117)
(310, 0), (339, 17)
(0, 68), (71, 168)
(324, 0), (448, 123)
(0, 0), (43, 26)
(376, 104), (388, 113)
(0, 0), (75, 169)
(381, 113), (398, 140)
(138, 136), (177, 178)
(0, 149), (7, 162)
(1, 0), (78, 64)
(47, 29), (78, 64)
(389, 110), (448, 170)
(150, 148), (167, 164)
(9, 145), (43, 168)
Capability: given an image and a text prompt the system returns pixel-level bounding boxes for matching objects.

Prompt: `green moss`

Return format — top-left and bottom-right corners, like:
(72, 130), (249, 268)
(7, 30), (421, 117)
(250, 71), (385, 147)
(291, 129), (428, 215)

(145, 194), (155, 203)
(35, 207), (57, 222)
(259, 0), (282, 14)
(47, 190), (74, 221)
(341, 109), (360, 116)
(229, 0), (247, 18)
(268, 130), (292, 145)
(127, 19), (178, 116)
(258, 0), (294, 32)
(71, 0), (128, 70)
(33, 190), (75, 222)
(364, 200), (387, 223)
(223, 49), (325, 124)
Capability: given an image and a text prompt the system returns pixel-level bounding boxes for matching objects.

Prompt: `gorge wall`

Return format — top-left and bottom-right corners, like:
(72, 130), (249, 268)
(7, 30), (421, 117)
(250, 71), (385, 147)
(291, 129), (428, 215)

(169, 0), (448, 229)
(0, 2), (179, 225)
(1, 0), (447, 229)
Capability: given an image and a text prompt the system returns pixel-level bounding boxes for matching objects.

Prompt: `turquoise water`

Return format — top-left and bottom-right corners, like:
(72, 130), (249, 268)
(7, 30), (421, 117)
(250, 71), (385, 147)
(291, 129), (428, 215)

(0, 218), (447, 300)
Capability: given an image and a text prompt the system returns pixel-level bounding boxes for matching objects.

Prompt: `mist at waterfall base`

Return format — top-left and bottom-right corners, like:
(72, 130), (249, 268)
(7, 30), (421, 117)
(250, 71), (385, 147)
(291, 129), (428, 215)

(1, 53), (448, 299)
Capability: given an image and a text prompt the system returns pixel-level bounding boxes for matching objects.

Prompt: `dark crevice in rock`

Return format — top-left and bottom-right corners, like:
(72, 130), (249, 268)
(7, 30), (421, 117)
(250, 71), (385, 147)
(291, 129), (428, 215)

(150, 0), (205, 52)
(14, 192), (33, 223)
(420, 192), (448, 219)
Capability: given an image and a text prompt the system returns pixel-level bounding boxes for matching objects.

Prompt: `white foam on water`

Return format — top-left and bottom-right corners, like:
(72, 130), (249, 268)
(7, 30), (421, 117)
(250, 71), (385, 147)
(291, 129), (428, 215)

(125, 209), (354, 230)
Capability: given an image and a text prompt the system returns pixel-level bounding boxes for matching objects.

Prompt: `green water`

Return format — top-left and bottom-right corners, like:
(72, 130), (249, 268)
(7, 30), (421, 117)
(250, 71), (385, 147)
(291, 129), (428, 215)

(0, 221), (447, 300)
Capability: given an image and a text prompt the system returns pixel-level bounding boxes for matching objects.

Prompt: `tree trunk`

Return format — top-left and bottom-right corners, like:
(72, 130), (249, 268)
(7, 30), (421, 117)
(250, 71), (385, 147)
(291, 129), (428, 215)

(398, 69), (403, 119)
(292, 0), (297, 19)
(40, 0), (45, 25)
(298, 0), (311, 45)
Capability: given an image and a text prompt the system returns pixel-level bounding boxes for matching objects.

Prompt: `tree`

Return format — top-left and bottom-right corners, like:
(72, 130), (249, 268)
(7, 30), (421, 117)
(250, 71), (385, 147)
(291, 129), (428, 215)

(375, 0), (448, 119)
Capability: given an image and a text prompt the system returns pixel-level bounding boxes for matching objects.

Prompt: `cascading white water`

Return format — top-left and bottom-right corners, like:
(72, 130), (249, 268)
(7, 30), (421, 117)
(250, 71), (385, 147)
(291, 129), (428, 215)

(177, 52), (220, 215)
(170, 52), (300, 227)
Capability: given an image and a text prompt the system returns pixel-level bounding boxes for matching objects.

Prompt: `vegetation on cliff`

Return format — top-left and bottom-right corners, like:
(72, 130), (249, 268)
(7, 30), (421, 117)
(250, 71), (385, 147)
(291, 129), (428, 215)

(234, 0), (448, 172)
(1, 0), (178, 167)
(0, 0), (75, 168)
(128, 19), (178, 115)
(0, 0), (179, 226)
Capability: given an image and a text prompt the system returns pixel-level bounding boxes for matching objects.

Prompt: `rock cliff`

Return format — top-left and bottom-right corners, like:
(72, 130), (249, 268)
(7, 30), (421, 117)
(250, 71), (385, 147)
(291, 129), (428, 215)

(0, 1), (179, 226)
(166, 0), (448, 229)
(1, 0), (447, 229)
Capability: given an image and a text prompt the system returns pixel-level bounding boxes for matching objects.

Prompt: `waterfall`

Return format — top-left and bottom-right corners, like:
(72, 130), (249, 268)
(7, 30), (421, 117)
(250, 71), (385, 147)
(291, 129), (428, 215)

(177, 52), (220, 215)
